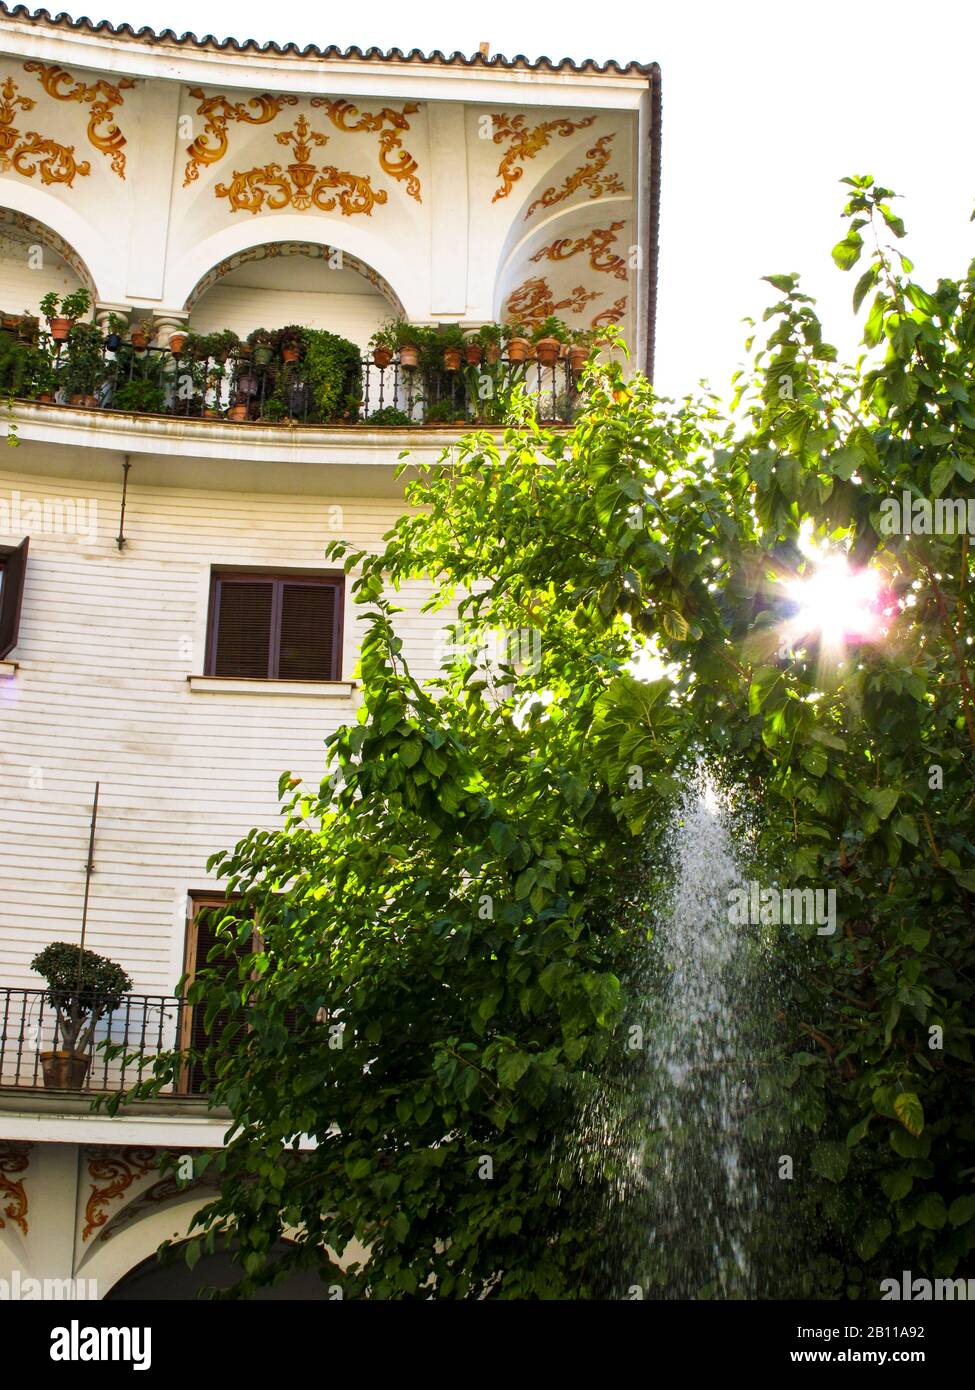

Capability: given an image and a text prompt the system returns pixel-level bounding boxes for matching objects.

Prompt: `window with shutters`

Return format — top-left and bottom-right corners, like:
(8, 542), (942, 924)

(0, 537), (29, 660)
(205, 571), (343, 680)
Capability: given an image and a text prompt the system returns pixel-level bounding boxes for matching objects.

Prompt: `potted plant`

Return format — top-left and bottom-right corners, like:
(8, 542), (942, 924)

(391, 320), (421, 369)
(367, 405), (412, 426)
(113, 375), (166, 413)
(532, 315), (569, 367)
(272, 325), (305, 364)
(40, 287), (91, 342)
(369, 322), (397, 369)
(102, 312), (127, 353)
(425, 399), (458, 425)
(1, 310), (17, 332)
(63, 321), (104, 406)
(168, 328), (188, 354)
(129, 316), (153, 351)
(30, 344), (57, 402)
(462, 331), (484, 366)
(185, 331), (211, 362)
(30, 942), (133, 1090)
(247, 328), (273, 367)
(504, 321), (532, 363)
(568, 327), (596, 372)
(434, 324), (465, 371)
(477, 322), (503, 365)
(17, 312), (39, 345)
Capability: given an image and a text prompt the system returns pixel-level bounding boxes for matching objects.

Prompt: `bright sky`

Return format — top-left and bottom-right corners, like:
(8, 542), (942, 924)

(78, 0), (975, 397)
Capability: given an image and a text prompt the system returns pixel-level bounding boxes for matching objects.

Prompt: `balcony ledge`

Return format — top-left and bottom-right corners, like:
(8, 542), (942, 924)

(0, 661), (17, 678)
(188, 676), (357, 698)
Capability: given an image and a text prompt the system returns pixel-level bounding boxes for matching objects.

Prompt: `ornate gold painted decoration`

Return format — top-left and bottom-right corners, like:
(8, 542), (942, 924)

(490, 113), (597, 203)
(592, 295), (628, 328)
(0, 74), (90, 186)
(183, 89), (298, 185)
(505, 275), (600, 329)
(525, 134), (624, 219)
(0, 1141), (30, 1236)
(83, 1147), (157, 1241)
(215, 114), (385, 216)
(531, 220), (628, 281)
(23, 62), (134, 178)
(311, 98), (422, 201)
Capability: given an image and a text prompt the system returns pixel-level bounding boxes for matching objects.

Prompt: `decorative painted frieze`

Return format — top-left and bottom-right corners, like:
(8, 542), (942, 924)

(83, 1147), (158, 1241)
(22, 62), (134, 178)
(0, 1140), (30, 1236)
(489, 112), (597, 202)
(214, 114), (384, 216)
(0, 73), (90, 187)
(525, 133), (624, 219)
(310, 98), (421, 201)
(504, 274), (600, 327)
(591, 294), (628, 328)
(530, 220), (628, 281)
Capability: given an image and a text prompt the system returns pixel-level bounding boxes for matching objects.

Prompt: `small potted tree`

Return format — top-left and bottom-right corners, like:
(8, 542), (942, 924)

(40, 288), (92, 342)
(31, 942), (133, 1090)
(568, 327), (596, 372)
(532, 315), (569, 367)
(63, 321), (104, 406)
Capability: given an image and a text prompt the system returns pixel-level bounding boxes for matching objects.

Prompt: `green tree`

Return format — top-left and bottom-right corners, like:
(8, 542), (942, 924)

(136, 177), (975, 1298)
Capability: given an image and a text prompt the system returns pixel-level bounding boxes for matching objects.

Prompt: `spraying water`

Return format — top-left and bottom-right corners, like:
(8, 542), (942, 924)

(576, 765), (783, 1298)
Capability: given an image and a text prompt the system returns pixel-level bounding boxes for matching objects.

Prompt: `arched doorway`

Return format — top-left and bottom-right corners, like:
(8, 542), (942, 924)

(104, 1238), (344, 1301)
(0, 207), (96, 317)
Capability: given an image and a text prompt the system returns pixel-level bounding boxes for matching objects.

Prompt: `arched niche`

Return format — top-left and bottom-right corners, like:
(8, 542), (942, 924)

(183, 240), (407, 352)
(0, 206), (97, 318)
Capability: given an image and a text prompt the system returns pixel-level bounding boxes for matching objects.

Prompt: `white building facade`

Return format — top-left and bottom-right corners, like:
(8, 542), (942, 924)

(0, 7), (659, 1297)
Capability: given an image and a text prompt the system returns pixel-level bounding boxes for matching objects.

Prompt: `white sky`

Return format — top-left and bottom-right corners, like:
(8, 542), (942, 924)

(75, 0), (975, 397)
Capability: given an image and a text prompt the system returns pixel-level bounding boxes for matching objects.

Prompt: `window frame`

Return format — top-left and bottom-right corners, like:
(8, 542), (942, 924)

(204, 568), (344, 682)
(0, 536), (29, 661)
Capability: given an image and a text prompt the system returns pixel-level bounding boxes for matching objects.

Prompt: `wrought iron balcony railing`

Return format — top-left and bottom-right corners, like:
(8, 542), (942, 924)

(0, 986), (197, 1096)
(17, 335), (584, 428)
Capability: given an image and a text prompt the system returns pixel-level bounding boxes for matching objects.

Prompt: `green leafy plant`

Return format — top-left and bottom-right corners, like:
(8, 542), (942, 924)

(31, 943), (132, 1055)
(62, 321), (104, 398)
(39, 288), (91, 323)
(369, 322), (398, 354)
(303, 328), (362, 422)
(367, 405), (412, 426)
(113, 377), (166, 413)
(532, 315), (570, 343)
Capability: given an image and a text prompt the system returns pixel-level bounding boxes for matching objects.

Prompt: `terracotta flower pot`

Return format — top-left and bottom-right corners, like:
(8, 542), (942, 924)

(463, 343), (483, 366)
(484, 342), (501, 365)
(281, 344), (300, 363)
(69, 393), (84, 406)
(398, 344), (419, 368)
(130, 329), (148, 350)
(36, 392), (53, 404)
(49, 316), (72, 341)
(372, 346), (393, 368)
(443, 347), (463, 371)
(568, 345), (588, 372)
(40, 1050), (90, 1090)
(534, 337), (561, 367)
(169, 332), (187, 353)
(2, 314), (17, 331)
(228, 403), (249, 421)
(507, 336), (530, 362)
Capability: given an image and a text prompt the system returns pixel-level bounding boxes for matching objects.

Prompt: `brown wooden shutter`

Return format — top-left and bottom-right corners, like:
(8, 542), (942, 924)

(213, 580), (273, 678)
(278, 582), (338, 680)
(0, 536), (29, 660)
(188, 902), (241, 1095)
